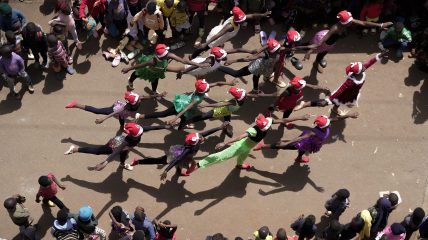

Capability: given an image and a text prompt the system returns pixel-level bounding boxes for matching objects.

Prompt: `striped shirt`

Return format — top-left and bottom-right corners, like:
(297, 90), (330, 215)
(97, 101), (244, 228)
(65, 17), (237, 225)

(48, 41), (69, 64)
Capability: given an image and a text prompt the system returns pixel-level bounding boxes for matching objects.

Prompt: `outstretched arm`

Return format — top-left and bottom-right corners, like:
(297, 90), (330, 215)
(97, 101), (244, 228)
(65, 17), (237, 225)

(352, 19), (393, 29)
(246, 11), (271, 20)
(95, 107), (125, 124)
(88, 142), (130, 171)
(122, 59), (154, 73)
(330, 112), (359, 122)
(226, 48), (258, 54)
(198, 24), (234, 48)
(305, 83), (330, 91)
(215, 132), (249, 150)
(168, 53), (207, 68)
(273, 114), (310, 125)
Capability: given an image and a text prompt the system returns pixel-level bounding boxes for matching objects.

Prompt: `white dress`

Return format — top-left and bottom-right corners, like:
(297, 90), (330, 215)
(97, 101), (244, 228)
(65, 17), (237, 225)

(184, 56), (222, 77)
(206, 17), (240, 48)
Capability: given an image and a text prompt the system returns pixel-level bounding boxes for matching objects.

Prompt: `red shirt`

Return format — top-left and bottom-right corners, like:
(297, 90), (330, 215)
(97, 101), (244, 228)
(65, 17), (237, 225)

(275, 89), (303, 111)
(186, 0), (207, 12)
(80, 0), (107, 18)
(360, 3), (383, 20)
(38, 173), (58, 199)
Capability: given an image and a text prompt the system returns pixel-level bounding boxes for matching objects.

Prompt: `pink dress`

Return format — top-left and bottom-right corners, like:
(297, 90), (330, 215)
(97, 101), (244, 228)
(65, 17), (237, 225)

(376, 226), (406, 240)
(311, 30), (336, 53)
(327, 54), (379, 106)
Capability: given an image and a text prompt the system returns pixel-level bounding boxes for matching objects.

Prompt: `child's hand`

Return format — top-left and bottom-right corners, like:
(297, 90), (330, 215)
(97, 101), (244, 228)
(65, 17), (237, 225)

(347, 112), (359, 119)
(35, 199), (41, 203)
(160, 171), (167, 181)
(215, 142), (226, 150)
(121, 68), (130, 74)
(95, 118), (104, 124)
(60, 185), (66, 190)
(300, 114), (310, 121)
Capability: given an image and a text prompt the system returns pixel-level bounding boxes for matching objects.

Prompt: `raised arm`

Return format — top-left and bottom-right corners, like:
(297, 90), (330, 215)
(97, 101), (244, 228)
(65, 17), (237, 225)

(246, 11), (271, 20)
(167, 99), (199, 125)
(352, 19), (393, 29)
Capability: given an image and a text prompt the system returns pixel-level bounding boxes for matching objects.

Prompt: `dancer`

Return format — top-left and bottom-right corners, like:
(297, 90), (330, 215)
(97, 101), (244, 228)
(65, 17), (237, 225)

(186, 87), (264, 136)
(254, 113), (359, 163)
(65, 90), (166, 127)
(64, 122), (169, 171)
(129, 122), (229, 180)
(220, 38), (285, 92)
(268, 76), (329, 126)
(187, 114), (309, 172)
(178, 46), (257, 79)
(121, 44), (207, 92)
(296, 10), (392, 73)
(294, 52), (386, 115)
(191, 6), (270, 58)
(135, 79), (236, 129)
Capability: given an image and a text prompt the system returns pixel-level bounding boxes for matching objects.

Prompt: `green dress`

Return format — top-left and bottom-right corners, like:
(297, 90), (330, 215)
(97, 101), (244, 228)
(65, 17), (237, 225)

(213, 99), (241, 118)
(135, 55), (168, 82)
(173, 92), (204, 118)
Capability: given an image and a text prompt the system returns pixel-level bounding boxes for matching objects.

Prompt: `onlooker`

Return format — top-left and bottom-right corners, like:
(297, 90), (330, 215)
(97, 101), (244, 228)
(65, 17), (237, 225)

(157, 0), (179, 32)
(51, 208), (80, 240)
(50, 0), (82, 49)
(106, 0), (129, 38)
(324, 188), (350, 220)
(154, 218), (178, 240)
(291, 214), (317, 240)
(132, 1), (165, 44)
(0, 3), (26, 32)
(133, 230), (147, 240)
(169, 0), (191, 48)
(322, 219), (343, 240)
(4, 30), (23, 58)
(274, 228), (289, 240)
(72, 205), (106, 240)
(379, 22), (412, 59)
(132, 206), (156, 240)
(47, 34), (75, 78)
(360, 0), (383, 34)
(109, 205), (133, 239)
(79, 0), (108, 38)
(187, 0), (208, 38)
(375, 223), (406, 240)
(370, 194), (399, 236)
(401, 207), (425, 240)
(4, 194), (33, 227)
(21, 22), (48, 69)
(35, 172), (67, 209)
(253, 226), (273, 240)
(339, 216), (364, 240)
(0, 45), (34, 99)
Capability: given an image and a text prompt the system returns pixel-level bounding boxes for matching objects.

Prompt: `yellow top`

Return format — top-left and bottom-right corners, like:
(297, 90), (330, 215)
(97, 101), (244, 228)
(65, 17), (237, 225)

(156, 0), (179, 17)
(253, 230), (273, 240)
(359, 210), (372, 240)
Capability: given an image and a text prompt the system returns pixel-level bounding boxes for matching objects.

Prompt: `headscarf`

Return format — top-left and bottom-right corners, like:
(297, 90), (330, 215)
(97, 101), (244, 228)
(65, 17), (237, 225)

(359, 210), (372, 240)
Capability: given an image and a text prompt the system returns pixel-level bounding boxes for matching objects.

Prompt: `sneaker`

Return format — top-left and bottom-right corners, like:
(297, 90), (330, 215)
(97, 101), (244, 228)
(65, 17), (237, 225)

(319, 58), (327, 68)
(14, 92), (21, 99)
(64, 145), (76, 155)
(112, 55), (121, 67)
(130, 157), (139, 166)
(127, 49), (141, 60)
(224, 124), (234, 138)
(378, 42), (385, 51)
(120, 51), (129, 63)
(66, 65), (75, 75)
(291, 57), (303, 70)
(28, 85), (35, 93)
(237, 163), (252, 169)
(27, 52), (34, 60)
(41, 61), (49, 69)
(47, 200), (55, 207)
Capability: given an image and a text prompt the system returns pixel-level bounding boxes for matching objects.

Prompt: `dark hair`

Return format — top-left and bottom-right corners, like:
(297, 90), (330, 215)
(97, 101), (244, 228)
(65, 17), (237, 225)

(301, 215), (316, 234)
(53, 24), (65, 34)
(276, 228), (287, 240)
(133, 230), (146, 240)
(329, 220), (343, 233)
(57, 208), (69, 225)
(3, 197), (17, 209)
(388, 193), (399, 206)
(134, 207), (146, 222)
(163, 220), (171, 225)
(335, 189), (350, 200)
(26, 22), (38, 33)
(177, 0), (186, 10)
(5, 30), (14, 40)
(258, 226), (270, 239)
(47, 34), (58, 47)
(146, 1), (157, 14)
(0, 45), (11, 56)
(61, 6), (71, 15)
(412, 207), (426, 225)
(212, 233), (225, 240)
(111, 205), (124, 222)
(235, 237), (244, 240)
(38, 176), (52, 187)
(350, 216), (364, 232)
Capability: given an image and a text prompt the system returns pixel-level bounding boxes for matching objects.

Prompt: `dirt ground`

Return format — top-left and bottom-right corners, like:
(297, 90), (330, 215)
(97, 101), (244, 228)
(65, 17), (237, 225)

(1, 1), (428, 239)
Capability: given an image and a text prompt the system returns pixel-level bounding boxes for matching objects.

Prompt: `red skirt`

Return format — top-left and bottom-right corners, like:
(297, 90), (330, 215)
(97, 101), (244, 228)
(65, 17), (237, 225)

(328, 79), (364, 105)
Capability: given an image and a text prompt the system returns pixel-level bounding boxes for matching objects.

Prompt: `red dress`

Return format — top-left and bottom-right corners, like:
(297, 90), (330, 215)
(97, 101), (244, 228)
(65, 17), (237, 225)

(276, 89), (303, 111)
(187, 0), (207, 12)
(328, 55), (379, 106)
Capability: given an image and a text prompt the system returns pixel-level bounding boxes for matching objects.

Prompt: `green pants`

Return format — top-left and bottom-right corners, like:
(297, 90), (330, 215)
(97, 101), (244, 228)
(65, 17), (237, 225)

(198, 138), (257, 168)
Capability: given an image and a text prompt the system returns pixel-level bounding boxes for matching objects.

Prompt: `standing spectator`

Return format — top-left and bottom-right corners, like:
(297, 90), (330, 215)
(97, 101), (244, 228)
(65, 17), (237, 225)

(132, 206), (156, 240)
(375, 223), (406, 240)
(187, 0), (208, 39)
(79, 0), (108, 38)
(370, 194), (399, 236)
(21, 22), (48, 69)
(106, 0), (129, 38)
(0, 3), (26, 32)
(157, 0), (179, 33)
(109, 205), (134, 239)
(4, 194), (33, 227)
(50, 0), (82, 49)
(72, 205), (106, 240)
(0, 45), (34, 99)
(240, 0), (265, 32)
(323, 220), (344, 240)
(133, 230), (147, 240)
(339, 216), (365, 240)
(51, 208), (80, 240)
(379, 22), (412, 59)
(359, 0), (383, 34)
(290, 214), (317, 240)
(401, 207), (425, 240)
(4, 31), (22, 56)
(132, 1), (165, 44)
(274, 228), (289, 240)
(47, 34), (75, 78)
(153, 218), (178, 240)
(253, 226), (273, 240)
(35, 172), (67, 209)
(324, 188), (350, 220)
(169, 0), (191, 48)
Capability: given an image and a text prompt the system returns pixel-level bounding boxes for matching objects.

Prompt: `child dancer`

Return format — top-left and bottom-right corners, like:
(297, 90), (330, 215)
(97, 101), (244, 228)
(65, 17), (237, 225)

(187, 114), (309, 172)
(121, 43), (206, 92)
(135, 79), (236, 129)
(65, 90), (165, 127)
(254, 113), (359, 163)
(36, 173), (67, 209)
(130, 122), (228, 180)
(294, 52), (386, 115)
(64, 122), (169, 171)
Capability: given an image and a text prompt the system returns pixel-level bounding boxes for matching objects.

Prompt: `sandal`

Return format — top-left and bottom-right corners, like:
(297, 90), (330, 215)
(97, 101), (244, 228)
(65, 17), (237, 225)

(274, 80), (287, 88)
(64, 145), (76, 155)
(102, 51), (114, 60)
(112, 55), (121, 67)
(122, 163), (134, 171)
(127, 49), (141, 60)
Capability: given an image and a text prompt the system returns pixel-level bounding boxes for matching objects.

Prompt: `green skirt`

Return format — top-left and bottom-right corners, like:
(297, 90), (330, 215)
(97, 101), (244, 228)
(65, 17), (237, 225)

(135, 55), (168, 82)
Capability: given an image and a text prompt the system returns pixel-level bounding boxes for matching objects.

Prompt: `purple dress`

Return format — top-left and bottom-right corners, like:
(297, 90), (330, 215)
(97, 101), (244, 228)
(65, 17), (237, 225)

(294, 127), (330, 153)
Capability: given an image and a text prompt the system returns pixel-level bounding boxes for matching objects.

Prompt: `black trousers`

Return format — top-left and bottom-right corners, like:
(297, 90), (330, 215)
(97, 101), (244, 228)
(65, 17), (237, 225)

(129, 71), (159, 92)
(188, 110), (231, 123)
(136, 155), (168, 165)
(78, 145), (129, 164)
(144, 106), (187, 129)
(30, 46), (48, 63)
(219, 66), (261, 90)
(83, 105), (125, 126)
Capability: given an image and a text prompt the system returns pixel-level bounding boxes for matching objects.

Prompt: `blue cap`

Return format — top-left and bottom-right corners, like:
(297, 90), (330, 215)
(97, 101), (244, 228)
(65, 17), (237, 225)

(79, 205), (93, 221)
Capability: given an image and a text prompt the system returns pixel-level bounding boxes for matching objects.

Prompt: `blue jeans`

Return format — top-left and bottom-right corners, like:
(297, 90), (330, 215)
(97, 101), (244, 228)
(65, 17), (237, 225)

(382, 37), (409, 51)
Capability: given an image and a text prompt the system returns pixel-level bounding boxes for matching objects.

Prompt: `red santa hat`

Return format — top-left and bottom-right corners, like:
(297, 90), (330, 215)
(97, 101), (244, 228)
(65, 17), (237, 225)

(255, 114), (273, 131)
(337, 10), (353, 25)
(210, 47), (228, 60)
(228, 87), (246, 101)
(155, 44), (169, 58)
(123, 123), (144, 137)
(345, 62), (363, 75)
(195, 79), (210, 93)
(231, 6), (246, 23)
(185, 132), (200, 145)
(289, 76), (306, 90)
(287, 30), (301, 44)
(314, 115), (330, 128)
(124, 91), (140, 105)
(267, 39), (281, 53)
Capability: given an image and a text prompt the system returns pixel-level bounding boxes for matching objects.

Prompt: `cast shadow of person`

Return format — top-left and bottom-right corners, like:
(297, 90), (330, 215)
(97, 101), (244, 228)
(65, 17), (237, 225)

(404, 63), (428, 124)
(191, 168), (280, 216)
(126, 173), (193, 219)
(35, 205), (55, 239)
(61, 167), (129, 219)
(251, 162), (324, 196)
